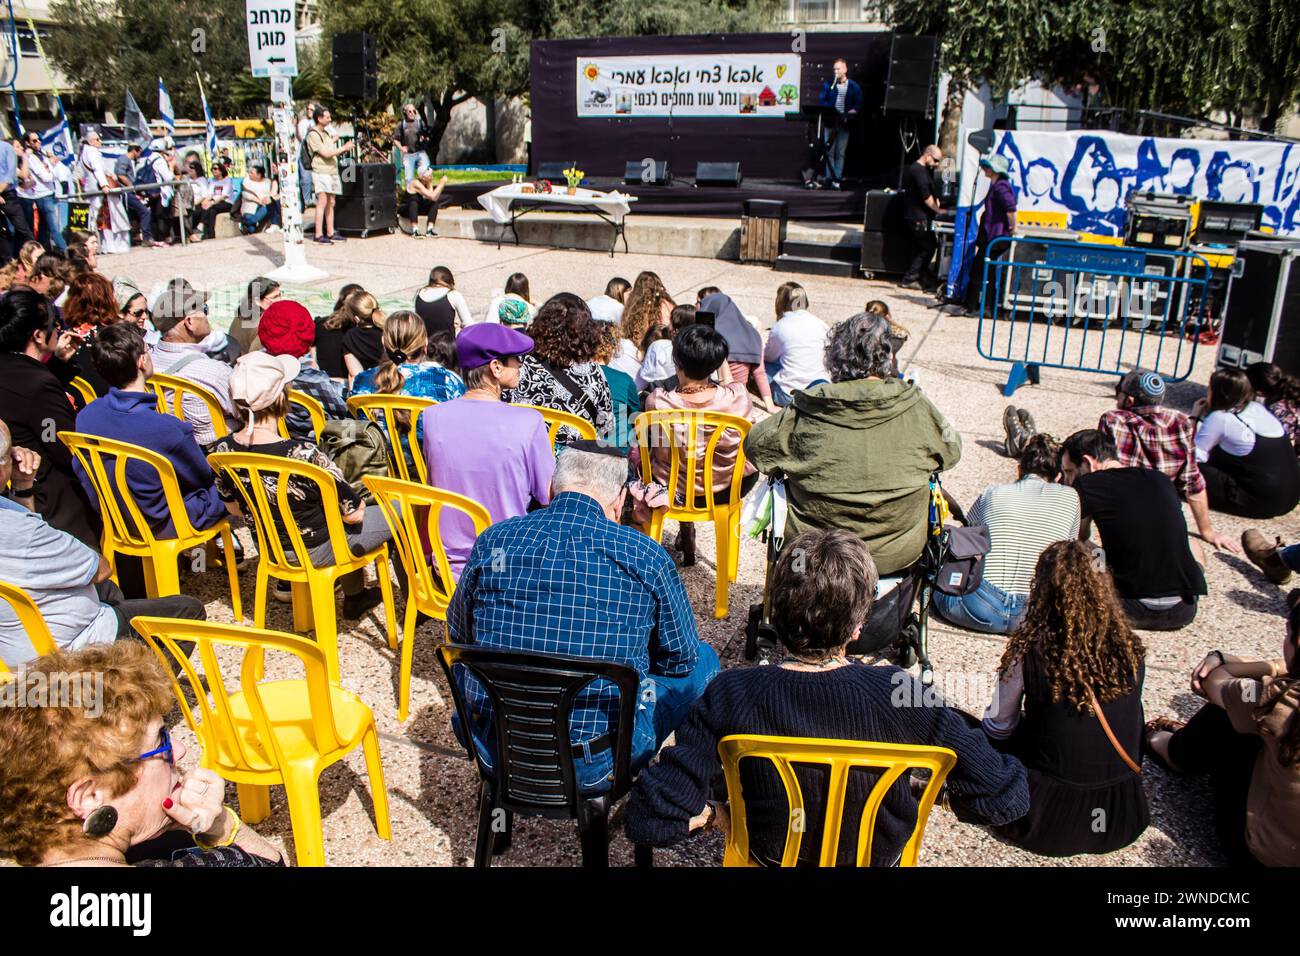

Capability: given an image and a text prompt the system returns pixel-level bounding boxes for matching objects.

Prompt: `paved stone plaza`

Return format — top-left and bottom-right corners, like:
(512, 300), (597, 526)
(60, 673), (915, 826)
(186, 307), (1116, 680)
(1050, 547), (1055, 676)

(111, 229), (1300, 866)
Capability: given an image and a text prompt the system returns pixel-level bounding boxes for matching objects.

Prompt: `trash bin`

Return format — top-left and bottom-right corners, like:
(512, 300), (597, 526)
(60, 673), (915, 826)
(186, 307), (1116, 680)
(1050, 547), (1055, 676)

(740, 199), (786, 265)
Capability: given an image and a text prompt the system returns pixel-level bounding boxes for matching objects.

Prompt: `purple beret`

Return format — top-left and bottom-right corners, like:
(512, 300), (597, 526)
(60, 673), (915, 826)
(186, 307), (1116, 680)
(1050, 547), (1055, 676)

(456, 323), (534, 370)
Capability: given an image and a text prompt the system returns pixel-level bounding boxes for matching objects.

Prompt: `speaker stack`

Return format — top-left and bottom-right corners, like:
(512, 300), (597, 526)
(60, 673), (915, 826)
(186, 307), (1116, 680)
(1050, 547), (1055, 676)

(860, 189), (911, 276)
(332, 32), (377, 101)
(335, 161), (396, 237)
(1216, 239), (1300, 377)
(883, 35), (939, 116)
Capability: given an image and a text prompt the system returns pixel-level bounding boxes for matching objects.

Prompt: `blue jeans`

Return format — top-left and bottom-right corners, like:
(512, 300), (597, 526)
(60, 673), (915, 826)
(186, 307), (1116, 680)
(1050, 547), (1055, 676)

(242, 201), (282, 233)
(401, 151), (430, 184)
(20, 195), (67, 251)
(455, 643), (721, 794)
(932, 579), (1027, 635)
(299, 166), (314, 208)
(823, 125), (849, 181)
(1282, 544), (1300, 573)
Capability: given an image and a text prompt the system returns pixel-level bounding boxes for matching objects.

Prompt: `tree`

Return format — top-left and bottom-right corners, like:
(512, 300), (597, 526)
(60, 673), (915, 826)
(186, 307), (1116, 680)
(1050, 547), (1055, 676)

(48, 0), (254, 120)
(320, 0), (779, 161)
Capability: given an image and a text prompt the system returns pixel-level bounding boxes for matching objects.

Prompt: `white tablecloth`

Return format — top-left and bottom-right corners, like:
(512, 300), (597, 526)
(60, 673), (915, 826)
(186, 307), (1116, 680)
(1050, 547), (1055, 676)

(478, 184), (638, 225)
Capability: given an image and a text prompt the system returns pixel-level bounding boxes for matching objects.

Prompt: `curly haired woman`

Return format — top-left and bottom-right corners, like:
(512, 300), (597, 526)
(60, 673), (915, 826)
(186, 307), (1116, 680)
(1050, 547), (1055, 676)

(0, 641), (285, 867)
(982, 539), (1149, 856)
(506, 292), (613, 445)
(611, 271), (674, 379)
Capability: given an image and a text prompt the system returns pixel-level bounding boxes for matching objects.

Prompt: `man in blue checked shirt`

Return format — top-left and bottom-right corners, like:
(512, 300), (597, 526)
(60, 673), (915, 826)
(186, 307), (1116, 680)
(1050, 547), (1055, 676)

(447, 439), (720, 792)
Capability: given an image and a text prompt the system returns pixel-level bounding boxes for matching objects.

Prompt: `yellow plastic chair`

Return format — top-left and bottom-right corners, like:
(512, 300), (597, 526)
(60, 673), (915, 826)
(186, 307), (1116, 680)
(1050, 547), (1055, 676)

(206, 451), (396, 684)
(717, 734), (957, 867)
(512, 403), (597, 449)
(633, 409), (752, 619)
(276, 390), (327, 442)
(146, 373), (230, 440)
(59, 432), (242, 622)
(68, 376), (98, 407)
(346, 394), (437, 483)
(363, 475), (491, 721)
(133, 616), (391, 867)
(0, 579), (58, 676)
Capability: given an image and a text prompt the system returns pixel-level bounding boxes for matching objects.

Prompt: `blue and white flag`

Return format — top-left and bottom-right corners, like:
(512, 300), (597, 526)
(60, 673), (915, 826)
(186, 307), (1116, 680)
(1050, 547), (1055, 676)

(199, 82), (218, 159)
(41, 116), (75, 166)
(158, 78), (175, 133)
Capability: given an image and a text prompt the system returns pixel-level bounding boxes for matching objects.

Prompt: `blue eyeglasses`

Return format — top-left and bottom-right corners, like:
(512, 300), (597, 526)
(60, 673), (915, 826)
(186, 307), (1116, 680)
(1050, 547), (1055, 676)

(136, 725), (174, 765)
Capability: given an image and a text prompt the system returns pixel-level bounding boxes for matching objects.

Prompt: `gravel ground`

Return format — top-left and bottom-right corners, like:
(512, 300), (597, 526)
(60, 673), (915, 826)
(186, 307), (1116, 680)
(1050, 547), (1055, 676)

(108, 231), (1297, 867)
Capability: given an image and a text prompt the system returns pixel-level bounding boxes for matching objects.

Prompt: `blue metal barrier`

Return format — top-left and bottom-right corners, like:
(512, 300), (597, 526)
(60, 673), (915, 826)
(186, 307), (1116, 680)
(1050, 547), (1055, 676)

(975, 236), (1212, 396)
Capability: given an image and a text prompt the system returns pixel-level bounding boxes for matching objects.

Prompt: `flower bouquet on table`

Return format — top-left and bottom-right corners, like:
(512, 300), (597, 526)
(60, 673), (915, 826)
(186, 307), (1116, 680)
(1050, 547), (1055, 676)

(537, 179), (552, 194)
(562, 167), (584, 195)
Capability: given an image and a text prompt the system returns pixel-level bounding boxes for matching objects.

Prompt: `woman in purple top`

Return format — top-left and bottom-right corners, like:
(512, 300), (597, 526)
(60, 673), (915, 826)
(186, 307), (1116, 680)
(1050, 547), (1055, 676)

(420, 323), (556, 579)
(962, 153), (1018, 314)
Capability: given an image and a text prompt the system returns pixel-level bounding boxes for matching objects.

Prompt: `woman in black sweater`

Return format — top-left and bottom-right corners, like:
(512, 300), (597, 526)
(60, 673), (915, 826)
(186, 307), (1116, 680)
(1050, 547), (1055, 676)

(982, 539), (1149, 856)
(624, 528), (1029, 866)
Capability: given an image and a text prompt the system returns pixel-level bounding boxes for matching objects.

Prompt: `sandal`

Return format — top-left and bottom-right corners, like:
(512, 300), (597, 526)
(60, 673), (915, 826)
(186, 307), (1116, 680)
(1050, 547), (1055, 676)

(1142, 717), (1185, 773)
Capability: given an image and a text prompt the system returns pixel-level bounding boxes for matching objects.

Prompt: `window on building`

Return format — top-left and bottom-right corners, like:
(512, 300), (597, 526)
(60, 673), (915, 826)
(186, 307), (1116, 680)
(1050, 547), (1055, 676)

(16, 26), (52, 58)
(788, 0), (878, 22)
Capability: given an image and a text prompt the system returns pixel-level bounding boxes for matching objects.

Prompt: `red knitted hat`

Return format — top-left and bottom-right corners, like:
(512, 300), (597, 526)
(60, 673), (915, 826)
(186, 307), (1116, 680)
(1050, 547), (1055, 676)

(257, 299), (315, 358)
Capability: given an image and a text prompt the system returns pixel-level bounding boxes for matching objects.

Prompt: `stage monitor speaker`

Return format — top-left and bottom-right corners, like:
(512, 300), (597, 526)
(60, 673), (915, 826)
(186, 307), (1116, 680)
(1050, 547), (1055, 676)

(624, 160), (671, 185)
(1217, 239), (1300, 377)
(332, 32), (378, 102)
(340, 161), (396, 198)
(695, 162), (742, 187)
(334, 194), (397, 236)
(536, 161), (576, 182)
(884, 34), (939, 116)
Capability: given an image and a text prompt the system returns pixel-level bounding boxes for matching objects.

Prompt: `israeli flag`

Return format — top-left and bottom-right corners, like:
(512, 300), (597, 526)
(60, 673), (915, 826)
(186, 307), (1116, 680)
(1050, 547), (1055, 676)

(41, 117), (75, 166)
(200, 85), (218, 160)
(158, 78), (175, 133)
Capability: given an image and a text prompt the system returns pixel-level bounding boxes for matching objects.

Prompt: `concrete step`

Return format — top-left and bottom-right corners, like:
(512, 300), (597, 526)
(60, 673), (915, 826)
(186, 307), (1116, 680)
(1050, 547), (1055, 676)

(773, 254), (858, 277)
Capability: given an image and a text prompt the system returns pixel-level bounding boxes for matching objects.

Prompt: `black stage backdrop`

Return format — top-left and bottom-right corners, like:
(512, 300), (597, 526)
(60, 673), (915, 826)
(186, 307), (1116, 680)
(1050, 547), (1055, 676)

(530, 32), (925, 185)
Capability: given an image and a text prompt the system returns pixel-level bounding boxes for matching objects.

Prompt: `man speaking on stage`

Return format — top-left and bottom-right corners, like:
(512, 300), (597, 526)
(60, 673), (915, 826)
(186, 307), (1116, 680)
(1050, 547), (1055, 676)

(818, 58), (861, 188)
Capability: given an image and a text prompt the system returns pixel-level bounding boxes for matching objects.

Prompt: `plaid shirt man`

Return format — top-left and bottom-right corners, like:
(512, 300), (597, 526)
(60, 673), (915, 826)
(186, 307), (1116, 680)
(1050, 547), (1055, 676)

(1098, 404), (1206, 497)
(447, 491), (701, 743)
(284, 363), (348, 440)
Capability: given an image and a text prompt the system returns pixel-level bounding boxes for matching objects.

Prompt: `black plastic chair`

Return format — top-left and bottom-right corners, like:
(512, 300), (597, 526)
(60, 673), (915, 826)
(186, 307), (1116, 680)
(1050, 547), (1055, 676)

(436, 643), (653, 867)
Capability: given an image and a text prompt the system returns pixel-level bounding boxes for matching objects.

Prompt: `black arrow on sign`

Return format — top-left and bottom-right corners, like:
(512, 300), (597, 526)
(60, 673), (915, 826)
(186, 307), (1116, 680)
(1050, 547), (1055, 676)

(269, 56), (286, 63)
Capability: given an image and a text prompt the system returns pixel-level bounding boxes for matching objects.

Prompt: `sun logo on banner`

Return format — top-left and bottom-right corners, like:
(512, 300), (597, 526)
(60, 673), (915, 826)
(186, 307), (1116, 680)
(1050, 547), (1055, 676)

(583, 64), (600, 81)
(776, 65), (786, 78)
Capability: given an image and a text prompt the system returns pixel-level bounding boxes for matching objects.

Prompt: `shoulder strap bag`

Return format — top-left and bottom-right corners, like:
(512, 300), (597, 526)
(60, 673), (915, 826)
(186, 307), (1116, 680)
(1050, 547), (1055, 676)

(1088, 688), (1142, 775)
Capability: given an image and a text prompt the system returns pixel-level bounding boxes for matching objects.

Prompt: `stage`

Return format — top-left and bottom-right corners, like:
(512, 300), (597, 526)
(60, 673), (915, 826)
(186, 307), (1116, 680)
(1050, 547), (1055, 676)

(443, 177), (875, 222)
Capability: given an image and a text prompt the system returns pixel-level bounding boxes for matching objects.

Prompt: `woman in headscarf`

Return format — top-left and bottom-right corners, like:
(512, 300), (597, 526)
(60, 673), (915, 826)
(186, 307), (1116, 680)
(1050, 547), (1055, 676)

(699, 291), (775, 412)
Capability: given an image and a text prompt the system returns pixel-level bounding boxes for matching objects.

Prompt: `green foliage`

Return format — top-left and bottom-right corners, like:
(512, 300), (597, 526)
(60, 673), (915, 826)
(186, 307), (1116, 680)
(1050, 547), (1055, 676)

(48, 0), (253, 118)
(881, 0), (1300, 131)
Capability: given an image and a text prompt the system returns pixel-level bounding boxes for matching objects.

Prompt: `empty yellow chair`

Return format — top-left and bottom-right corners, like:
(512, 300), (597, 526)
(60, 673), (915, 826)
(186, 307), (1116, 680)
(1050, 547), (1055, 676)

(206, 451), (396, 684)
(633, 409), (752, 619)
(363, 475), (491, 721)
(512, 404), (597, 449)
(277, 389), (328, 442)
(147, 373), (230, 440)
(68, 376), (98, 407)
(0, 579), (57, 676)
(717, 734), (957, 867)
(133, 616), (391, 867)
(346, 394), (437, 483)
(59, 432), (242, 622)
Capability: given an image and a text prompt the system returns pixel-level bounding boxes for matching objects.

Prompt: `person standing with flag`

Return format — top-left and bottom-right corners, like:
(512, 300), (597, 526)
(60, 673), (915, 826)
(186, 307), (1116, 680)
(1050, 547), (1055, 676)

(0, 136), (37, 263)
(16, 130), (66, 251)
(77, 126), (130, 255)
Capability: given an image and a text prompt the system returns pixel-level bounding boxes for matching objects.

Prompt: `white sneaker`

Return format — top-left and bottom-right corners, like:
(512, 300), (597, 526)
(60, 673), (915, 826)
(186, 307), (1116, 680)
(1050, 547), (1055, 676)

(266, 224), (282, 234)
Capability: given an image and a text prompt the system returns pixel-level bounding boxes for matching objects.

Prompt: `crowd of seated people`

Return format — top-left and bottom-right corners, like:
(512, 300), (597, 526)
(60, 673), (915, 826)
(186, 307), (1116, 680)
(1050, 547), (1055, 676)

(2, 252), (1298, 872)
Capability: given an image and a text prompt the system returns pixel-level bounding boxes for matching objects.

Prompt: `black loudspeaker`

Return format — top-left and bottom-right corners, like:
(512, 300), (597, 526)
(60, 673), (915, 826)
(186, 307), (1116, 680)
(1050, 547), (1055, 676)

(332, 32), (378, 102)
(536, 161), (576, 182)
(334, 195), (397, 236)
(339, 161), (396, 198)
(1217, 239), (1300, 377)
(695, 162), (742, 187)
(884, 34), (939, 115)
(861, 190), (910, 275)
(624, 160), (671, 185)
